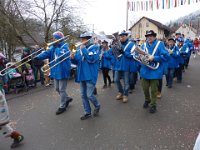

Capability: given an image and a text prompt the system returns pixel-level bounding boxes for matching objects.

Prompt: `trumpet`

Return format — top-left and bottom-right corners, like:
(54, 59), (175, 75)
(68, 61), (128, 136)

(41, 39), (91, 73)
(0, 35), (70, 76)
(131, 45), (160, 70)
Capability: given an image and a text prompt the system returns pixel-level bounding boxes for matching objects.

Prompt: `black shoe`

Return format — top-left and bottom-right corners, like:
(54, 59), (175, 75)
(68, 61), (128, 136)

(93, 107), (100, 117)
(177, 80), (182, 83)
(149, 106), (157, 113)
(129, 89), (134, 94)
(168, 85), (172, 88)
(65, 98), (73, 108)
(80, 113), (91, 120)
(11, 135), (24, 149)
(93, 88), (97, 95)
(143, 101), (150, 109)
(102, 85), (107, 89)
(56, 107), (66, 115)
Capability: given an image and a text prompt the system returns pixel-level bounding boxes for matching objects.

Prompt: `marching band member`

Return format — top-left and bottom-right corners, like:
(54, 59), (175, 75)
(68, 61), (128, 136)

(184, 38), (193, 69)
(157, 43), (169, 98)
(36, 31), (73, 115)
(175, 32), (182, 46)
(115, 30), (135, 103)
(129, 36), (139, 94)
(176, 37), (189, 83)
(71, 32), (101, 120)
(110, 46), (117, 84)
(129, 59), (139, 94)
(100, 40), (112, 88)
(166, 37), (180, 88)
(140, 30), (169, 113)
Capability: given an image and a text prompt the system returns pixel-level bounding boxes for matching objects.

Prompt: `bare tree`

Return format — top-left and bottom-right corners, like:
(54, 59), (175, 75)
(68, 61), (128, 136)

(0, 0), (89, 60)
(26, 0), (73, 42)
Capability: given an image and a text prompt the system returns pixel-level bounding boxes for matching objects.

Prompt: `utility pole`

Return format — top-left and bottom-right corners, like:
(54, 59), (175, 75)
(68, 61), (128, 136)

(92, 24), (94, 33)
(126, 0), (129, 30)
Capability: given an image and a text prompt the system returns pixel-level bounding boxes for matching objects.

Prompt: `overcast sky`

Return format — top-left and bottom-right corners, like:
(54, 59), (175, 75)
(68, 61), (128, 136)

(71, 0), (200, 35)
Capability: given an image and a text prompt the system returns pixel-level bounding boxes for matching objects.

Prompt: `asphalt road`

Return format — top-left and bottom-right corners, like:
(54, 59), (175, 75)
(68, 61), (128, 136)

(1, 56), (200, 150)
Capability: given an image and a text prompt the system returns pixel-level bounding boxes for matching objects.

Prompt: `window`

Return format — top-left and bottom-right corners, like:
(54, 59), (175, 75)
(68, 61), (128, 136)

(139, 23), (142, 28)
(146, 22), (149, 27)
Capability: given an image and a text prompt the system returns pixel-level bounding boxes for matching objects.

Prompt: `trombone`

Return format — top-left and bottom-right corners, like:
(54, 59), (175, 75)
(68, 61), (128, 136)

(0, 35), (70, 76)
(41, 39), (91, 73)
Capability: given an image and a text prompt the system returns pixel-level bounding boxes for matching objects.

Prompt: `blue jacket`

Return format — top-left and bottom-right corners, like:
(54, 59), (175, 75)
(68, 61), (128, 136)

(178, 44), (189, 64)
(37, 42), (71, 79)
(115, 40), (135, 71)
(185, 39), (193, 57)
(140, 40), (169, 79)
(72, 43), (99, 85)
(100, 48), (112, 69)
(167, 45), (180, 69)
(129, 58), (139, 73)
(109, 48), (118, 71)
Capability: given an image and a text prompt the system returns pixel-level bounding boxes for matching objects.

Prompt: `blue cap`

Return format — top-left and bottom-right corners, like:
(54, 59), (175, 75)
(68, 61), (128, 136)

(178, 37), (184, 42)
(80, 32), (93, 38)
(119, 30), (128, 36)
(53, 31), (64, 40)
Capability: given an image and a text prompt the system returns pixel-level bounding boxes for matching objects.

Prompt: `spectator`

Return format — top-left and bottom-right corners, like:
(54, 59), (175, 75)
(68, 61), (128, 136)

(32, 45), (44, 85)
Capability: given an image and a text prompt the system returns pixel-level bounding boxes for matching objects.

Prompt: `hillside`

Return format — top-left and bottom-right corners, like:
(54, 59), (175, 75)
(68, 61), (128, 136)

(167, 10), (200, 31)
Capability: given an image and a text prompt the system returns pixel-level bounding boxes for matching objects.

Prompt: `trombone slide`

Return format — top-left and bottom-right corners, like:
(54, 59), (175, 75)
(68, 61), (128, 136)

(0, 35), (70, 76)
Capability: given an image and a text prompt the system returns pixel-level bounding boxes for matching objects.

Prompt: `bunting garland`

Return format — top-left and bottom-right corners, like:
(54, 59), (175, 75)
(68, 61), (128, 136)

(128, 0), (200, 11)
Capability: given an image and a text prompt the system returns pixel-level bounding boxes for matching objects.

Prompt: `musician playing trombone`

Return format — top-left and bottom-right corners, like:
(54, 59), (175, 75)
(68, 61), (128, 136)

(36, 31), (73, 115)
(71, 32), (101, 120)
(140, 30), (169, 113)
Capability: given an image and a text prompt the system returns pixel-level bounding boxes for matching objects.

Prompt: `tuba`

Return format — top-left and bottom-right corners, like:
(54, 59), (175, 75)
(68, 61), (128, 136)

(131, 45), (160, 70)
(110, 33), (123, 60)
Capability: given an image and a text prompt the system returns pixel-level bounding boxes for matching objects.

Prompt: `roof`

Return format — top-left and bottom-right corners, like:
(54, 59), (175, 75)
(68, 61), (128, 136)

(176, 24), (197, 34)
(20, 32), (45, 46)
(129, 16), (171, 32)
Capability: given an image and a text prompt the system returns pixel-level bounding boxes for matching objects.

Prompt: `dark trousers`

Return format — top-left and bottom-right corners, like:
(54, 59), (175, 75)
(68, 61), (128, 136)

(158, 79), (162, 93)
(112, 70), (115, 82)
(129, 72), (137, 90)
(185, 57), (190, 68)
(166, 68), (175, 87)
(176, 64), (184, 82)
(102, 68), (111, 86)
(33, 66), (44, 84)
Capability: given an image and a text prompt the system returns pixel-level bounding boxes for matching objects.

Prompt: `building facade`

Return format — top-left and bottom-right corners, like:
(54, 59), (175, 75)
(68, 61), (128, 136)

(175, 24), (198, 39)
(129, 17), (171, 41)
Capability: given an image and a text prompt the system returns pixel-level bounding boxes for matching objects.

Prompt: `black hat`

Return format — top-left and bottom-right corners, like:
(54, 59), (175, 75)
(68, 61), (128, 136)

(168, 37), (176, 42)
(175, 32), (181, 36)
(102, 40), (108, 44)
(145, 30), (157, 37)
